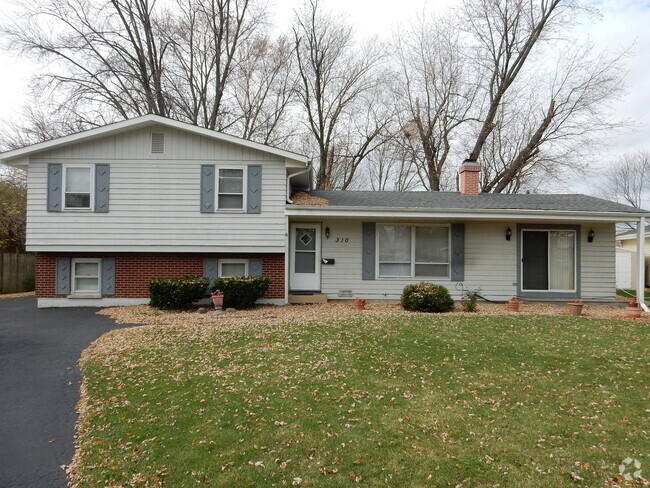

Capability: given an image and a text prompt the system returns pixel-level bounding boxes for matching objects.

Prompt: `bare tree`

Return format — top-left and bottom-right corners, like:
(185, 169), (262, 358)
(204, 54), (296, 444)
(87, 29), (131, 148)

(292, 0), (388, 190)
(0, 166), (27, 252)
(598, 150), (650, 208)
(392, 14), (477, 191)
(479, 43), (626, 193)
(165, 0), (265, 130)
(230, 35), (298, 146)
(366, 139), (420, 191)
(2, 0), (270, 138)
(463, 0), (568, 164)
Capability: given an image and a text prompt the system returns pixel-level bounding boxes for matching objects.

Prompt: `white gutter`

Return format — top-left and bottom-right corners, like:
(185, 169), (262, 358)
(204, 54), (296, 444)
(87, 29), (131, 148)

(286, 163), (312, 203)
(285, 205), (650, 222)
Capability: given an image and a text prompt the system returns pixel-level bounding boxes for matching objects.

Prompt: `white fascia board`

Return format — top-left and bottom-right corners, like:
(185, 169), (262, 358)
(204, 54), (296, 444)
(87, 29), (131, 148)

(25, 245), (287, 253)
(285, 205), (648, 222)
(0, 114), (309, 165)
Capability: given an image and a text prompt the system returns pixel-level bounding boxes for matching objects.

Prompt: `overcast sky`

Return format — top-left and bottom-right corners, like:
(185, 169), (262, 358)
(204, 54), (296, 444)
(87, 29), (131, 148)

(0, 0), (648, 194)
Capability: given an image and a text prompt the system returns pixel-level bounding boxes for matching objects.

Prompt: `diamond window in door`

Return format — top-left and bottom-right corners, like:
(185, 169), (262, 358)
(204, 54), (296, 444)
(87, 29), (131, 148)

(296, 228), (316, 250)
(295, 228), (316, 273)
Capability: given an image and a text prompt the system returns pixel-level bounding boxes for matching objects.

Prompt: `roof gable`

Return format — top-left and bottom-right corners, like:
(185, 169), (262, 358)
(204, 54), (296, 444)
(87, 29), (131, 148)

(0, 115), (309, 165)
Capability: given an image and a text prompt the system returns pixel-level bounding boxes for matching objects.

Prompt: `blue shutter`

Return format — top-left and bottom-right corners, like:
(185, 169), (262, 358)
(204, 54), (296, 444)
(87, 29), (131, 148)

(362, 222), (376, 280)
(249, 259), (263, 277)
(101, 258), (116, 295)
(203, 258), (218, 292)
(47, 164), (63, 212)
(450, 223), (465, 281)
(247, 165), (262, 213)
(200, 165), (215, 213)
(55, 257), (71, 295)
(95, 164), (110, 213)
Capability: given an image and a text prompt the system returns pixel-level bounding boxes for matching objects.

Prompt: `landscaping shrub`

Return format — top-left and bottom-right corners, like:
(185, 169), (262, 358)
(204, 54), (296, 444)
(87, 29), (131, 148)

(212, 276), (271, 309)
(461, 288), (480, 313)
(149, 276), (209, 310)
(401, 282), (455, 313)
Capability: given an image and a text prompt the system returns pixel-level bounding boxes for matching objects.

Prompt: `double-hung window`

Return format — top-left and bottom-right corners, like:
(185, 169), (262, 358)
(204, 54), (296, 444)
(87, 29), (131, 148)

(64, 165), (93, 210)
(217, 167), (245, 210)
(72, 259), (101, 294)
(377, 225), (450, 278)
(219, 259), (248, 278)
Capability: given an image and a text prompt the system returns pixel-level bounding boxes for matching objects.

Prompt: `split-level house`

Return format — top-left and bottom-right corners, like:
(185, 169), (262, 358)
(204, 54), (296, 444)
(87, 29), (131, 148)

(1, 115), (648, 308)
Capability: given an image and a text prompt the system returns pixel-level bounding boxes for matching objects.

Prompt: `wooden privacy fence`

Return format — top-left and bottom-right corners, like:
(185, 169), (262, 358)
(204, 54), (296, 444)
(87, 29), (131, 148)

(0, 253), (35, 294)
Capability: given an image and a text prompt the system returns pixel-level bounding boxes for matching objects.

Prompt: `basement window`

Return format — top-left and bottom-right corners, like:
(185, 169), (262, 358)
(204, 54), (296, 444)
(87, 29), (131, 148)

(72, 259), (101, 294)
(219, 259), (248, 278)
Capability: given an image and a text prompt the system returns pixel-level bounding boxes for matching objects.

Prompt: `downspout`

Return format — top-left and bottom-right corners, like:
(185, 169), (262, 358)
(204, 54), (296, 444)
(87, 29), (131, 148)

(636, 216), (649, 312)
(286, 163), (312, 203)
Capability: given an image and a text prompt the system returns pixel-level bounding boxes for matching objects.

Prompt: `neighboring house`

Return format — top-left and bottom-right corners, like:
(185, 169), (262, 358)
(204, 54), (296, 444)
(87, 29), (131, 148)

(616, 226), (650, 289)
(1, 115), (648, 308)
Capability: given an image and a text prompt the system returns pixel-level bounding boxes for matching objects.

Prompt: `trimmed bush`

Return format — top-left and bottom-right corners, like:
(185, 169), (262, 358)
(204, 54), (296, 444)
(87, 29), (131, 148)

(401, 282), (455, 313)
(149, 276), (209, 310)
(211, 276), (271, 309)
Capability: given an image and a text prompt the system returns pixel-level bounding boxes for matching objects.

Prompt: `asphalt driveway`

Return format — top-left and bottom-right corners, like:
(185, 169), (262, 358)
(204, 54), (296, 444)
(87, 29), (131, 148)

(0, 297), (136, 488)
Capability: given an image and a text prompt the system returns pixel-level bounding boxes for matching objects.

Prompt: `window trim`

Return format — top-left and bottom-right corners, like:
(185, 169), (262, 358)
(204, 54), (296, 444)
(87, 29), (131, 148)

(215, 165), (247, 212)
(71, 258), (101, 295)
(376, 224), (451, 279)
(63, 164), (94, 211)
(520, 228), (577, 293)
(218, 259), (248, 278)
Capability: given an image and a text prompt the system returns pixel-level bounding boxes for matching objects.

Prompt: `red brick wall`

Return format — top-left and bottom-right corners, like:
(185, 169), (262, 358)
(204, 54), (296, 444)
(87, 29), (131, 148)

(36, 252), (285, 299)
(459, 161), (481, 196)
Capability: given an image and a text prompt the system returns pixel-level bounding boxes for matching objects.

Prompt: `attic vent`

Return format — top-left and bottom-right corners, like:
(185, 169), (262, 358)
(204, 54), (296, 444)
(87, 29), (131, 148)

(151, 132), (165, 154)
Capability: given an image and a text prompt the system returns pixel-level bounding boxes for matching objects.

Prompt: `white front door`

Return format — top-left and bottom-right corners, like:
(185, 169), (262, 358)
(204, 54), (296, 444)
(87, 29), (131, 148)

(290, 223), (321, 291)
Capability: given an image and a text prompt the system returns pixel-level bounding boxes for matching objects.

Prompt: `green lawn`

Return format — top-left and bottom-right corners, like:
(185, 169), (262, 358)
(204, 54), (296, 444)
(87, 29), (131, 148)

(72, 314), (649, 487)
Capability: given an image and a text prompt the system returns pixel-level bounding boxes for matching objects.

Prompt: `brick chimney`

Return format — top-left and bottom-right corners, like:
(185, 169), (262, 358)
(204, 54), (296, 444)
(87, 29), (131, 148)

(458, 159), (481, 195)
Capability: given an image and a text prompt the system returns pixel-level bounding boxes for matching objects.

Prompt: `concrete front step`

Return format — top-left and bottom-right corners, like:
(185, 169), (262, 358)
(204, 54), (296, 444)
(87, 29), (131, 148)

(288, 293), (328, 304)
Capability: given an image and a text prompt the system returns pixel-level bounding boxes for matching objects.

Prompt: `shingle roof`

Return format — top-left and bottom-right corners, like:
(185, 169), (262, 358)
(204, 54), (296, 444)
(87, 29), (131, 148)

(307, 190), (647, 214)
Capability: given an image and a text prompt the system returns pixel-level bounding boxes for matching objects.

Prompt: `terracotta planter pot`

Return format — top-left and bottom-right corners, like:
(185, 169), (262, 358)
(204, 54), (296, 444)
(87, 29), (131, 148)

(211, 296), (224, 308)
(567, 303), (583, 316)
(625, 306), (642, 319)
(353, 302), (365, 310)
(506, 302), (520, 313)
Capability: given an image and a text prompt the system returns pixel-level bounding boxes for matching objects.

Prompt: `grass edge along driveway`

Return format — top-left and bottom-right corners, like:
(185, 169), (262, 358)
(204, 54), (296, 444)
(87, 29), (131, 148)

(69, 310), (649, 487)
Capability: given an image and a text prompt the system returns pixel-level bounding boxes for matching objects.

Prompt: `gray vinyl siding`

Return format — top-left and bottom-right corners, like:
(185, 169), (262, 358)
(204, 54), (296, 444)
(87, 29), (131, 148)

(26, 124), (287, 253)
(314, 220), (615, 301)
(581, 223), (616, 299)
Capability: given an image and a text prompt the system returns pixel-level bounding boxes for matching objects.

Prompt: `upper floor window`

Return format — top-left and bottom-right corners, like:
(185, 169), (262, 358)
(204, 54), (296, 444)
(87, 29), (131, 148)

(377, 224), (450, 278)
(217, 167), (245, 210)
(64, 165), (93, 209)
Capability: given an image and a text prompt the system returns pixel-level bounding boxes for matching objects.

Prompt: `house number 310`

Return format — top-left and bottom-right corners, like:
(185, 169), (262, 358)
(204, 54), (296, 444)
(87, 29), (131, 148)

(335, 237), (350, 243)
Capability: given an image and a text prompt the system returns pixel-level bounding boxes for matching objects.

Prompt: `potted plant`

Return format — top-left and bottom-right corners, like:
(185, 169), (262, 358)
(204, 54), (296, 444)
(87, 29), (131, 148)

(625, 297), (642, 319)
(567, 300), (584, 316)
(506, 297), (521, 312)
(211, 290), (224, 309)
(352, 298), (367, 310)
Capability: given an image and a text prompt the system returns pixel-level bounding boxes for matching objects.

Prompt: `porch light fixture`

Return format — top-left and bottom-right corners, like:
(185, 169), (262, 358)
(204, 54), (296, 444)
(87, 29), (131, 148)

(505, 227), (512, 241)
(325, 226), (331, 239)
(588, 228), (595, 243)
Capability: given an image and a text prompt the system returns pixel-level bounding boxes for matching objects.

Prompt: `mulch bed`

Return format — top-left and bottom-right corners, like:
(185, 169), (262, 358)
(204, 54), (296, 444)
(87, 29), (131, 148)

(0, 291), (35, 300)
(98, 301), (643, 330)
